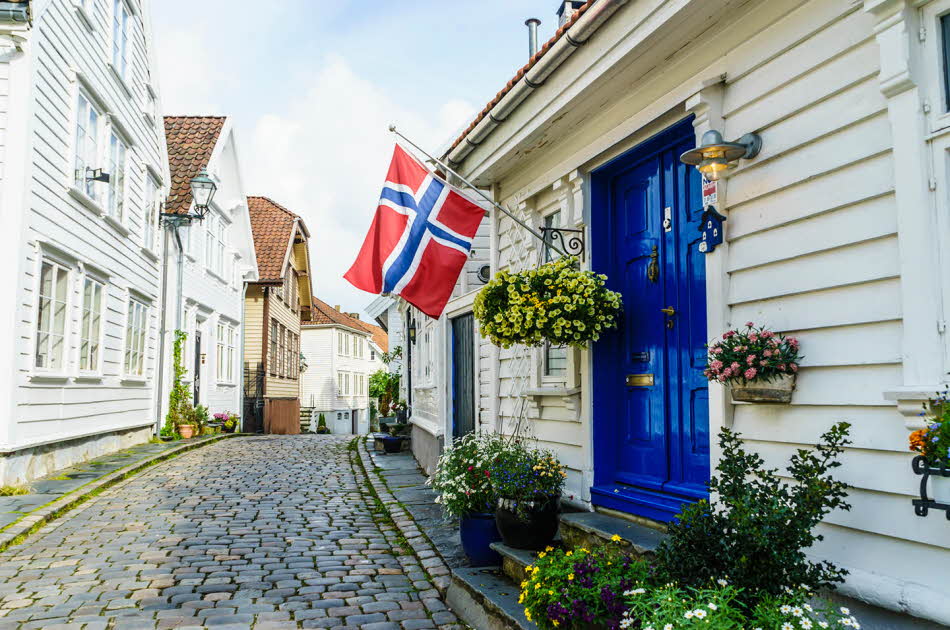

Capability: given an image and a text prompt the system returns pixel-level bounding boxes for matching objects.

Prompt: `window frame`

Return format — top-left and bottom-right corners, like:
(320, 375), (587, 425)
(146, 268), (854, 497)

(78, 275), (105, 375)
(111, 0), (131, 81)
(74, 90), (103, 201)
(123, 296), (148, 378)
(33, 259), (72, 374)
(142, 173), (159, 251)
(106, 130), (128, 222)
(270, 319), (279, 376)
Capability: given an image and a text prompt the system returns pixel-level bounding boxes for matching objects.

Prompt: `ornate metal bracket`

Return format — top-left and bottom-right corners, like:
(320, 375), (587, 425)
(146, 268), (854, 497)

(911, 455), (950, 520)
(539, 226), (585, 262)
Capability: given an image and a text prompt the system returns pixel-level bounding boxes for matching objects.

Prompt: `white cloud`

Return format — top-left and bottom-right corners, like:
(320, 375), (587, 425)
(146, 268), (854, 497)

(244, 54), (475, 317)
(153, 26), (228, 115)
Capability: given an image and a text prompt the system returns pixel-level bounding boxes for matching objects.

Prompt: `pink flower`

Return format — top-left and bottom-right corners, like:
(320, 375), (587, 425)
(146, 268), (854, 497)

(788, 337), (800, 348)
(778, 363), (786, 371)
(744, 368), (757, 380)
(760, 360), (768, 366)
(746, 354), (757, 365)
(711, 347), (723, 355)
(760, 330), (774, 339)
(710, 360), (723, 371)
(789, 363), (799, 372)
(749, 333), (759, 342)
(745, 321), (754, 328)
(763, 349), (772, 357)
(722, 367), (733, 378)
(722, 331), (736, 339)
(731, 362), (740, 370)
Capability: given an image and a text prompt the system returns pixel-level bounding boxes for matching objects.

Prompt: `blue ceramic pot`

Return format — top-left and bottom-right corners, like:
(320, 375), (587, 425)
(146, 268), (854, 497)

(459, 513), (502, 566)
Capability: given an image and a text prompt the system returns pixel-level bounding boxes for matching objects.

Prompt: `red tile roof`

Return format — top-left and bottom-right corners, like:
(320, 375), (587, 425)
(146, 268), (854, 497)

(163, 116), (226, 214)
(305, 297), (389, 353)
(447, 2), (593, 155)
(247, 196), (299, 282)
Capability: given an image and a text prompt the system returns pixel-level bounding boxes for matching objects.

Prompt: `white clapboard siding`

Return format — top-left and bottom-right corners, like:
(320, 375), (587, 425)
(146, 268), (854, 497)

(5, 0), (167, 456)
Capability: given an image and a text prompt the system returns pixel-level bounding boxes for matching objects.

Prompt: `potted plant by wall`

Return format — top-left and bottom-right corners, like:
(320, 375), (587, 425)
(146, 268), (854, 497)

(704, 322), (801, 403)
(316, 413), (330, 434)
(381, 423), (408, 453)
(474, 256), (622, 349)
(489, 442), (566, 550)
(221, 413), (239, 433)
(391, 400), (408, 424)
(430, 432), (506, 566)
(909, 390), (950, 508)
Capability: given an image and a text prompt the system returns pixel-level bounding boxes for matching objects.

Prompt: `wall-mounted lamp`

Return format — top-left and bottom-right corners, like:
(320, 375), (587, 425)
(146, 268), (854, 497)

(189, 168), (217, 221)
(680, 130), (761, 181)
(407, 319), (417, 345)
(85, 167), (111, 183)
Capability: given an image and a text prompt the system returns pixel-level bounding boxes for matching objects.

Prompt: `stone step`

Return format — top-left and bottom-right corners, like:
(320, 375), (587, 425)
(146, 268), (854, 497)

(446, 567), (536, 630)
(490, 543), (539, 585)
(558, 511), (666, 556)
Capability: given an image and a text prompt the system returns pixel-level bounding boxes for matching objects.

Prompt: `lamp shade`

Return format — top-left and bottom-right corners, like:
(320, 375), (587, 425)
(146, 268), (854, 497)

(190, 168), (217, 216)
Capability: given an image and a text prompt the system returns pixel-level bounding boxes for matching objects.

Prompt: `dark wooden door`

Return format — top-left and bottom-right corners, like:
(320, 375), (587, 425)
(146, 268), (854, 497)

(193, 331), (201, 406)
(451, 313), (475, 439)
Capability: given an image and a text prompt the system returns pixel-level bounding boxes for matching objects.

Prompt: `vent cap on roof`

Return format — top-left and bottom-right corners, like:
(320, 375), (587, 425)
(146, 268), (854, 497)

(556, 0), (584, 26)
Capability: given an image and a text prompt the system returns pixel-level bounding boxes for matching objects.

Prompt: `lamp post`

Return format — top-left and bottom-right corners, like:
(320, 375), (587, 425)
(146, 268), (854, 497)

(160, 168), (218, 331)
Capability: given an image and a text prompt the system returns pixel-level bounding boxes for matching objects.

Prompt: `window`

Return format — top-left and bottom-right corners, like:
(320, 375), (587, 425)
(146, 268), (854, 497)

(124, 297), (148, 376)
(143, 175), (158, 250)
(107, 132), (127, 221)
(112, 0), (130, 80)
(205, 214), (225, 275)
(79, 276), (103, 372)
(344, 372), (351, 396)
(370, 349), (376, 361)
(74, 92), (101, 199)
(227, 326), (236, 382)
(337, 372), (344, 396)
(423, 330), (432, 380)
(543, 210), (562, 263)
(344, 333), (350, 356)
(943, 14), (950, 111)
(270, 319), (279, 375)
(34, 261), (70, 371)
(216, 323), (226, 382)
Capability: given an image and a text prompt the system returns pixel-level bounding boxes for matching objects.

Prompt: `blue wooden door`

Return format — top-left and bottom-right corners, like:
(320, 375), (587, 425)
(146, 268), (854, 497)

(591, 118), (710, 522)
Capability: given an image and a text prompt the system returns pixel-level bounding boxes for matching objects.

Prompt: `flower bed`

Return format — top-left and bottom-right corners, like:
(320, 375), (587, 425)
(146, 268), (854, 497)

(474, 256), (622, 348)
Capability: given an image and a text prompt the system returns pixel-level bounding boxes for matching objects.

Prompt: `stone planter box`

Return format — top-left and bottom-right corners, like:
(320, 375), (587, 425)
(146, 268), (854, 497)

(730, 373), (796, 404)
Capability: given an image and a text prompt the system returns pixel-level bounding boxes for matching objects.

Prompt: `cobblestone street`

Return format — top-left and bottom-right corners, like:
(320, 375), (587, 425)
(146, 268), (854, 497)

(0, 436), (460, 630)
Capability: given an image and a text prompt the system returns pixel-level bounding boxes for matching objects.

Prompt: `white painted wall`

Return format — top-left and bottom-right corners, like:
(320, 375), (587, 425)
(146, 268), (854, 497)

(0, 0), (169, 476)
(158, 123), (258, 424)
(446, 0), (950, 624)
(299, 323), (377, 434)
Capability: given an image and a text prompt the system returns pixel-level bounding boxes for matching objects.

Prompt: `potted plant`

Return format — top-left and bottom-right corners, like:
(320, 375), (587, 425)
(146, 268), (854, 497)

(704, 322), (801, 403)
(316, 413), (330, 434)
(391, 400), (408, 424)
(909, 390), (950, 507)
(489, 442), (566, 550)
(222, 413), (239, 433)
(474, 256), (622, 349)
(381, 424), (406, 453)
(430, 433), (506, 566)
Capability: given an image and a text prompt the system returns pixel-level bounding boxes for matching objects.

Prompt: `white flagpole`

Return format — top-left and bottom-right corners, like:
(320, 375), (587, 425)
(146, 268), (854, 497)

(389, 125), (569, 258)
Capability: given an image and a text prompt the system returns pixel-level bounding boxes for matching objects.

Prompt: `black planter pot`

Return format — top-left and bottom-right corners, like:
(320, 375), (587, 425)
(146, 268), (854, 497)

(494, 496), (560, 550)
(396, 409), (408, 424)
(381, 436), (404, 454)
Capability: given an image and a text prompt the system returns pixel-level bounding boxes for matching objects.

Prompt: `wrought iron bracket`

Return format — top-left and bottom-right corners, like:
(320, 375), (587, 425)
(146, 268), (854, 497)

(160, 212), (196, 229)
(539, 226), (585, 262)
(911, 455), (950, 520)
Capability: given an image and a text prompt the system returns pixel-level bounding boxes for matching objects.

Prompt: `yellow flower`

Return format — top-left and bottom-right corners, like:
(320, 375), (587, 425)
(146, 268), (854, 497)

(518, 593), (525, 604)
(538, 552), (546, 558)
(611, 534), (622, 542)
(525, 610), (532, 621)
(568, 573), (575, 580)
(553, 622), (560, 627)
(565, 551), (572, 556)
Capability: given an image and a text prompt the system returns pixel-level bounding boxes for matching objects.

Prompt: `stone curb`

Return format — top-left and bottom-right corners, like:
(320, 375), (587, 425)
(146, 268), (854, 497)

(357, 436), (454, 596)
(0, 432), (244, 553)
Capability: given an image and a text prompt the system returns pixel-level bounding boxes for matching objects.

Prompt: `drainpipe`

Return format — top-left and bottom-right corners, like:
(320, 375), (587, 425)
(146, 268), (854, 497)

(238, 277), (247, 428)
(174, 226), (185, 331)
(154, 227), (170, 435)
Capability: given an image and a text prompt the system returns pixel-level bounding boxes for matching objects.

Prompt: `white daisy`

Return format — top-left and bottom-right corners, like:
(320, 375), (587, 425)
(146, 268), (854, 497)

(801, 620), (813, 629)
(781, 605), (793, 614)
(665, 625), (674, 630)
(839, 608), (850, 616)
(694, 610), (707, 620)
(818, 622), (828, 628)
(685, 611), (694, 619)
(717, 579), (728, 587)
(792, 607), (804, 617)
(783, 624), (795, 630)
(708, 603), (718, 610)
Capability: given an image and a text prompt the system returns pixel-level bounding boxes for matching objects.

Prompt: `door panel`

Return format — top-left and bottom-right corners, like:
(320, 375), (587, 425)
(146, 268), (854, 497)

(591, 118), (710, 521)
(452, 314), (475, 439)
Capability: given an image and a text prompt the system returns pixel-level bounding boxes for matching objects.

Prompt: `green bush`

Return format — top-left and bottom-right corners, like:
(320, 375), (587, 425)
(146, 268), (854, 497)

(652, 422), (852, 610)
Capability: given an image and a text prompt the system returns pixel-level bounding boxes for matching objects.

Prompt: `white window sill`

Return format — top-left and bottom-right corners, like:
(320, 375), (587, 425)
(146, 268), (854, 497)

(120, 376), (147, 386)
(108, 63), (134, 98)
(216, 381), (237, 387)
(206, 268), (228, 285)
(524, 386), (581, 397)
(28, 372), (70, 383)
(73, 373), (103, 383)
(67, 186), (106, 216)
(103, 213), (130, 237)
(140, 245), (159, 261)
(883, 385), (948, 429)
(73, 2), (95, 31)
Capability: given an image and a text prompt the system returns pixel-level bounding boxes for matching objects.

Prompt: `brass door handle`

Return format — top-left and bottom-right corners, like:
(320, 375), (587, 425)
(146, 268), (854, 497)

(660, 306), (676, 316)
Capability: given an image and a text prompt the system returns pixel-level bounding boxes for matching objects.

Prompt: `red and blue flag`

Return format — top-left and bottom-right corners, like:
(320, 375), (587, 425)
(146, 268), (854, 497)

(344, 144), (485, 318)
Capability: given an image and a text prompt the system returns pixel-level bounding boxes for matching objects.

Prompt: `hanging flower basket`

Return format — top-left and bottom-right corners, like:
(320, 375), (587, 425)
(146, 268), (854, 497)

(473, 256), (622, 349)
(704, 322), (801, 404)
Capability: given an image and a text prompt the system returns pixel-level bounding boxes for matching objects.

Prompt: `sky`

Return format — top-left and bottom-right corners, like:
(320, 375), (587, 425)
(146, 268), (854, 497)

(151, 0), (564, 320)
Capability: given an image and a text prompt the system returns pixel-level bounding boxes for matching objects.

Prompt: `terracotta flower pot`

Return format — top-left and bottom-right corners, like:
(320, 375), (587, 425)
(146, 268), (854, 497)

(178, 424), (196, 439)
(730, 373), (796, 403)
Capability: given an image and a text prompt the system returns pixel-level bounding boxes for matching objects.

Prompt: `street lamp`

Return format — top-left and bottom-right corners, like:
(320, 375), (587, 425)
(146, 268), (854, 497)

(680, 130), (762, 181)
(189, 168), (217, 220)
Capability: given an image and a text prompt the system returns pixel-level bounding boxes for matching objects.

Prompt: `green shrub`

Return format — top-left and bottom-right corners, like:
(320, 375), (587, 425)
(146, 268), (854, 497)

(652, 422), (852, 610)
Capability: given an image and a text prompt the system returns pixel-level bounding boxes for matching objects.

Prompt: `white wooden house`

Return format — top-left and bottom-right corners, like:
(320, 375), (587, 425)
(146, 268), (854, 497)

(0, 0), (169, 484)
(432, 0), (950, 625)
(299, 297), (387, 434)
(159, 116), (259, 425)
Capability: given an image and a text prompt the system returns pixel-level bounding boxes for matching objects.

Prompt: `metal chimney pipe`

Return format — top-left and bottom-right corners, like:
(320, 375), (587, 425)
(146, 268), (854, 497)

(525, 18), (541, 58)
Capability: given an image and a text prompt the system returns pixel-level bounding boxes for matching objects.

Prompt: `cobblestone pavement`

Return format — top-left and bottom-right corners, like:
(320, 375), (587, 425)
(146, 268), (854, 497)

(0, 436), (462, 630)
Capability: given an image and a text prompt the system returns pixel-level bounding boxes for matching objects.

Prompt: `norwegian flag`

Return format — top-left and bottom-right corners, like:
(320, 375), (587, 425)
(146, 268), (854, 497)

(344, 144), (485, 318)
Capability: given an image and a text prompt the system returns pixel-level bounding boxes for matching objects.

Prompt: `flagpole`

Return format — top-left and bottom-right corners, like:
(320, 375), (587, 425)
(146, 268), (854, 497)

(389, 125), (569, 258)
